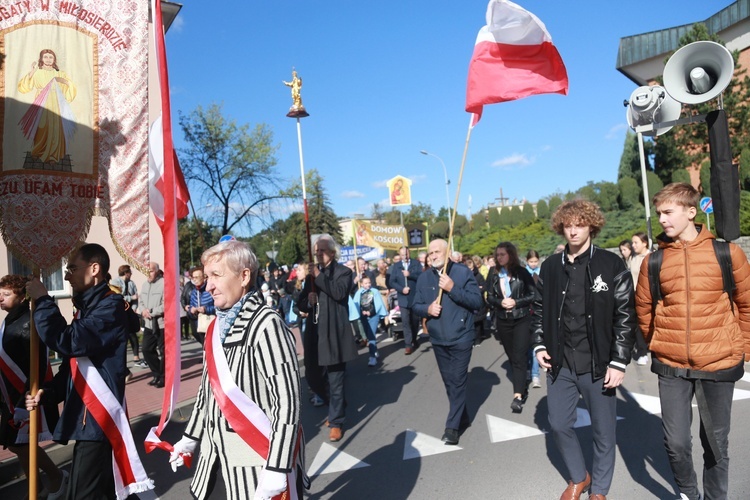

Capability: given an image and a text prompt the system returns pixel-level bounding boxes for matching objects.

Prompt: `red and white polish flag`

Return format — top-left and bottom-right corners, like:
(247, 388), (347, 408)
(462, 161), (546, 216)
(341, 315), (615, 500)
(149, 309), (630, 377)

(466, 0), (568, 125)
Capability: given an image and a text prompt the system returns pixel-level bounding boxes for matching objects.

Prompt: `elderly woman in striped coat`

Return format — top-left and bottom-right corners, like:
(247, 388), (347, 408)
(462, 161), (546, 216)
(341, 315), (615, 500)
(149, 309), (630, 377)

(169, 240), (309, 499)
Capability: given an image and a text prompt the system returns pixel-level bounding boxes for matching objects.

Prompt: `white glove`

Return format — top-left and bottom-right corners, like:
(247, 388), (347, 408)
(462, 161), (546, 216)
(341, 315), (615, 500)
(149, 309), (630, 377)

(13, 407), (29, 427)
(253, 469), (287, 500)
(169, 435), (199, 472)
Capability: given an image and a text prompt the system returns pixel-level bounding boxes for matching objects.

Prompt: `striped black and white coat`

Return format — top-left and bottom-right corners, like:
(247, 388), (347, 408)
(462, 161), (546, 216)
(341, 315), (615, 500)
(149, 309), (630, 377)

(183, 292), (304, 500)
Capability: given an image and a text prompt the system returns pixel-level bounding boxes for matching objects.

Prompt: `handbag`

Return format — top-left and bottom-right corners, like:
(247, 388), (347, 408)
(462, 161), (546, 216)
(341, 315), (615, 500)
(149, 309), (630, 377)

(197, 313), (214, 333)
(196, 291), (215, 333)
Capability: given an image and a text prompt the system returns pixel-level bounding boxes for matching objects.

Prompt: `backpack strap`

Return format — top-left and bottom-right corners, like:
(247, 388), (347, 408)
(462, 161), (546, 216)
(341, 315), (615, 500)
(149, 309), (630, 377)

(647, 249), (664, 316)
(712, 239), (735, 314)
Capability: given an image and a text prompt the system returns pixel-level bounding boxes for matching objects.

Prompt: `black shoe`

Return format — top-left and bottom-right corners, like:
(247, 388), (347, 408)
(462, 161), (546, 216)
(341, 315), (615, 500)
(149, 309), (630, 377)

(510, 397), (524, 413)
(459, 417), (472, 431)
(521, 389), (529, 404)
(147, 376), (159, 386)
(154, 377), (165, 388)
(441, 428), (459, 445)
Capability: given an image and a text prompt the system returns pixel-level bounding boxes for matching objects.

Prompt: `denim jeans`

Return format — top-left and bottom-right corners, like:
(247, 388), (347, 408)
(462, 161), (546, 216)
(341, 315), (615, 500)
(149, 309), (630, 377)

(658, 375), (734, 500)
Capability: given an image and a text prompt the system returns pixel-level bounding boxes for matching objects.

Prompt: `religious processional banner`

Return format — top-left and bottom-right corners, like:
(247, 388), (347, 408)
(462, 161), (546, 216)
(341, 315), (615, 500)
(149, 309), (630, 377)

(0, 1), (149, 272)
(338, 245), (382, 264)
(353, 220), (406, 251)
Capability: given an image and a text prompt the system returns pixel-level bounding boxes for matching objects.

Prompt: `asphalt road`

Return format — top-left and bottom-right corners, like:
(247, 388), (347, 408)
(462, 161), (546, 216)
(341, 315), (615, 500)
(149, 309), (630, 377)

(3, 330), (750, 499)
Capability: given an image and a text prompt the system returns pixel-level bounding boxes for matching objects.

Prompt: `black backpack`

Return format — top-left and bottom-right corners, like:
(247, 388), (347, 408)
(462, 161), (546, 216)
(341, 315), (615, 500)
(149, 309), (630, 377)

(647, 239), (735, 315)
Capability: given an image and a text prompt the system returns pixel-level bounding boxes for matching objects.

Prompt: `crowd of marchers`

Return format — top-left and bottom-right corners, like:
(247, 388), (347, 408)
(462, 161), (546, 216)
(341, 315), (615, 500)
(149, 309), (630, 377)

(2, 183), (749, 500)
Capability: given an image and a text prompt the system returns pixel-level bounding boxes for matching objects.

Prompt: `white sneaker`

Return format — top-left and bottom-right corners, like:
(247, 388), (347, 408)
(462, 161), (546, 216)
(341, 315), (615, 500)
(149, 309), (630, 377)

(636, 355), (649, 366)
(310, 395), (325, 407)
(368, 356), (377, 367)
(532, 377), (541, 388)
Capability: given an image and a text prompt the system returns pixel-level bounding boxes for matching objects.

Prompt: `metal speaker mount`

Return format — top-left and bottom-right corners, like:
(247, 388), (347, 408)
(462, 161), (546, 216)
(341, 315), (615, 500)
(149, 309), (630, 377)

(626, 85), (682, 136)
(663, 41), (734, 105)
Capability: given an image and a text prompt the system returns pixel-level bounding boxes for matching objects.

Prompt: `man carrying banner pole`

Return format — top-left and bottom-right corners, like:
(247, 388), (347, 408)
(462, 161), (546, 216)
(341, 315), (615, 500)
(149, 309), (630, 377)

(26, 244), (154, 499)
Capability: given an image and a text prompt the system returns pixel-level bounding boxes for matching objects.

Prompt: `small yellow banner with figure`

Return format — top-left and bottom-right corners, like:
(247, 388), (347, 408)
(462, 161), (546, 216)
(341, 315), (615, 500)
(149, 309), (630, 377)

(387, 175), (412, 207)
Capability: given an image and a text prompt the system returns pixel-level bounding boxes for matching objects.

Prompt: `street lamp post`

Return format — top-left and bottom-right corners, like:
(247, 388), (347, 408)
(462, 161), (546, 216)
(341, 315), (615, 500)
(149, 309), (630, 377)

(420, 150), (453, 237)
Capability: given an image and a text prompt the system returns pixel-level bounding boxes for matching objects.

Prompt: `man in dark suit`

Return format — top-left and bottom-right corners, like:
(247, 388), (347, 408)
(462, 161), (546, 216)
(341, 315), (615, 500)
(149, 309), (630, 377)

(389, 246), (422, 354)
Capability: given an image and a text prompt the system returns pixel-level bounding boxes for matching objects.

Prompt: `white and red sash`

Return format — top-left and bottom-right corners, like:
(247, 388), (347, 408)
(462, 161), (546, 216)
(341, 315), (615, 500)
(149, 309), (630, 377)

(70, 357), (154, 500)
(0, 319), (53, 443)
(204, 319), (302, 500)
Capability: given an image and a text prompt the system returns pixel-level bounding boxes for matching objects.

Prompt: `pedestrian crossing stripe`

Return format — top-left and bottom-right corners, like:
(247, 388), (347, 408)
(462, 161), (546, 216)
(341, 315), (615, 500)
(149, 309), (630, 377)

(308, 443), (370, 476)
(403, 429), (462, 460)
(742, 372), (750, 384)
(626, 392), (662, 415)
(486, 414), (545, 443)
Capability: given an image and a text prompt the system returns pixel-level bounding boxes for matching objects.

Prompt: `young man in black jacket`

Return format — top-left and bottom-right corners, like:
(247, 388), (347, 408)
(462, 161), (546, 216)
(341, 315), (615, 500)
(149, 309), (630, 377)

(531, 200), (636, 500)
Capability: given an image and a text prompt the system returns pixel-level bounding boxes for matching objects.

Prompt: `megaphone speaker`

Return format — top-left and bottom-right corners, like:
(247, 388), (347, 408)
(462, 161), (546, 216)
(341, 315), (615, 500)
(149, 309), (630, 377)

(663, 41), (734, 104)
(626, 85), (682, 136)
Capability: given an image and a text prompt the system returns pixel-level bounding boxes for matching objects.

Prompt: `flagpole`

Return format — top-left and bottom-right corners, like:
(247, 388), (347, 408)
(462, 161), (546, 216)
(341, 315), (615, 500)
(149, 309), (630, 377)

(295, 118), (314, 266)
(28, 269), (40, 500)
(438, 115), (475, 303)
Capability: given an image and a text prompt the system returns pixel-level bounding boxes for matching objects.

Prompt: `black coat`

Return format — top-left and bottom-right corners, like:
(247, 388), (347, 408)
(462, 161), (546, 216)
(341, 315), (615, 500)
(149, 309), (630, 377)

(486, 266), (537, 320)
(298, 262), (358, 366)
(530, 246), (637, 380)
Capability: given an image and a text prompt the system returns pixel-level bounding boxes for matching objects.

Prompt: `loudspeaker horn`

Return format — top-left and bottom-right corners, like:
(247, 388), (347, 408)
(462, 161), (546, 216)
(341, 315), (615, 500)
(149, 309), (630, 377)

(626, 85), (682, 136)
(663, 41), (734, 105)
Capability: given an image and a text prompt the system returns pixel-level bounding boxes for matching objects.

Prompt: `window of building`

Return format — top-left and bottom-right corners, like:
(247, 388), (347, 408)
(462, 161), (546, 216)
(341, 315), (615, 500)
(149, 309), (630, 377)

(8, 253), (68, 296)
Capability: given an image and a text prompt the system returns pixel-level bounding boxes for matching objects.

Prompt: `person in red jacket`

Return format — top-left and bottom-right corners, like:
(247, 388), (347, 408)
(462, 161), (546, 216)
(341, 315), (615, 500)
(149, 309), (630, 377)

(635, 183), (750, 500)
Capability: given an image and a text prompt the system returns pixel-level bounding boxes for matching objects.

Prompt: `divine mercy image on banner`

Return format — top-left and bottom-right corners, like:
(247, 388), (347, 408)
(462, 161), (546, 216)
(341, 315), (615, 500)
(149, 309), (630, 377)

(0, 2), (150, 271)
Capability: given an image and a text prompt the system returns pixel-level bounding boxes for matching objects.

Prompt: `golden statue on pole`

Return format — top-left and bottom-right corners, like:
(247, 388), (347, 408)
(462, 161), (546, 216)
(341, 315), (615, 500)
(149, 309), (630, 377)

(284, 69), (309, 118)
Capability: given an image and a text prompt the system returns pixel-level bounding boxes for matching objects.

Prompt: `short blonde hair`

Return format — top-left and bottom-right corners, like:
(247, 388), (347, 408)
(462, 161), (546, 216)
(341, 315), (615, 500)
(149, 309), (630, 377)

(550, 199), (605, 238)
(201, 240), (258, 281)
(653, 182), (700, 210)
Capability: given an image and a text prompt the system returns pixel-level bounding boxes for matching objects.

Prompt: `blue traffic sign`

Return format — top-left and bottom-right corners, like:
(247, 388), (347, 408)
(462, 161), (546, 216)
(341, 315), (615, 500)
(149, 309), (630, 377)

(700, 197), (713, 214)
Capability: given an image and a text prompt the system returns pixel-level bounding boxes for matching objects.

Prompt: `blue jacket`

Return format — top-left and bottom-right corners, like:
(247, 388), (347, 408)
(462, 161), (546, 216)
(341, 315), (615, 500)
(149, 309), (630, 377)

(413, 262), (484, 346)
(34, 281), (128, 444)
(189, 283), (215, 319)
(389, 259), (422, 308)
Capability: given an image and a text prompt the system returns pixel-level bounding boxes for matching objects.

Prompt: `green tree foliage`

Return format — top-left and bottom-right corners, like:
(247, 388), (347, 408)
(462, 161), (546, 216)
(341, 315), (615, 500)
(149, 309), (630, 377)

(178, 217), (220, 272)
(301, 169), (341, 240)
(382, 209), (402, 225)
(576, 181), (620, 211)
(740, 191), (750, 236)
(618, 131), (651, 180)
(521, 201), (536, 223)
(646, 171), (663, 205)
(453, 214), (469, 236)
(370, 202), (385, 222)
(488, 208), (502, 228)
(699, 159), (711, 196)
(671, 168), (692, 184)
(178, 103), (285, 235)
(430, 220), (449, 238)
(471, 210), (487, 230)
(404, 202), (436, 226)
(740, 148), (750, 190)
(548, 195), (562, 215)
(536, 199), (549, 219)
(509, 206), (523, 226)
(498, 207), (512, 227)
(617, 177), (641, 209)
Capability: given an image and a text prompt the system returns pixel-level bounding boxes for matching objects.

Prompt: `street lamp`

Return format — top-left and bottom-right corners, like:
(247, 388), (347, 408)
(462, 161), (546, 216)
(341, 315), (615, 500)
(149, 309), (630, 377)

(420, 150), (452, 237)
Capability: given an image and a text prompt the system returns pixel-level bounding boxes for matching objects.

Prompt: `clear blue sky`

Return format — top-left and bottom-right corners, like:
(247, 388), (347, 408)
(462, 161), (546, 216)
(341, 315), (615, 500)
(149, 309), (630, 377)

(164, 0), (731, 235)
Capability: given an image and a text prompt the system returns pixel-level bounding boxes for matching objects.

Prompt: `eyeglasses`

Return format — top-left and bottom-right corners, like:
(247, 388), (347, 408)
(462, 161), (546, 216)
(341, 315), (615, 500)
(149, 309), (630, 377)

(65, 263), (95, 274)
